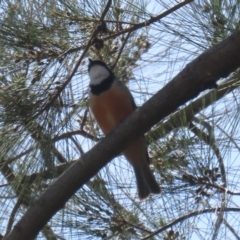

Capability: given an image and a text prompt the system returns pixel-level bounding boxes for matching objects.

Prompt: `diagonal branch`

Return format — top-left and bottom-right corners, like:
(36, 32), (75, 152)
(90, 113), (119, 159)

(99, 0), (112, 23)
(4, 30), (240, 240)
(53, 130), (99, 142)
(141, 208), (240, 240)
(223, 218), (240, 240)
(103, 0), (193, 42)
(112, 31), (131, 69)
(62, 0), (192, 57)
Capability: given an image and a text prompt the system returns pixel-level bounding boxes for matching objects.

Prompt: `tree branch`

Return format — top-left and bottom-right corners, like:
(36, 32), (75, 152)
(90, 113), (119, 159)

(142, 208), (240, 240)
(112, 31), (131, 69)
(53, 130), (99, 142)
(103, 0), (193, 42)
(61, 0), (192, 57)
(147, 76), (240, 142)
(4, 30), (240, 240)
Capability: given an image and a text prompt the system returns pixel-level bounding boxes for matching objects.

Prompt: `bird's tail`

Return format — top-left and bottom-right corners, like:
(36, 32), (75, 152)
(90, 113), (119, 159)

(133, 164), (161, 200)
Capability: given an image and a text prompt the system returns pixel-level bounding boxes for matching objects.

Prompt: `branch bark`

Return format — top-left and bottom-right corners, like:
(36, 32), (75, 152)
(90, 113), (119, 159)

(4, 30), (240, 240)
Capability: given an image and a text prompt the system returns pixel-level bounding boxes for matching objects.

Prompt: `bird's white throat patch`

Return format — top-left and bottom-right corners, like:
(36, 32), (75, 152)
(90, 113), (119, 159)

(89, 65), (110, 85)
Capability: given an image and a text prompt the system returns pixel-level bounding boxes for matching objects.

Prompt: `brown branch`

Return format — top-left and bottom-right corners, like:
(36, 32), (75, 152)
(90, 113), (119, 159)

(141, 208), (240, 240)
(103, 0), (193, 42)
(70, 136), (84, 155)
(4, 30), (240, 240)
(99, 0), (112, 23)
(62, 0), (191, 57)
(5, 146), (35, 164)
(53, 147), (67, 163)
(0, 183), (10, 188)
(53, 130), (99, 142)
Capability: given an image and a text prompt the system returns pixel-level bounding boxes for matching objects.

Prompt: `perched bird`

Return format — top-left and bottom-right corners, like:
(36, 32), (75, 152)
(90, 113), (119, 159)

(88, 59), (161, 199)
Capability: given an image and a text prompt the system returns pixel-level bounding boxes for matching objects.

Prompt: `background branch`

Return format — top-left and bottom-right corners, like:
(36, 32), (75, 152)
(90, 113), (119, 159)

(142, 208), (240, 240)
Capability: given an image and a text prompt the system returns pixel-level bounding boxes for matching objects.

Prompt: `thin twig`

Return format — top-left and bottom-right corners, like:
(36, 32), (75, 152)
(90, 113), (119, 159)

(112, 31), (131, 69)
(21, 162), (73, 185)
(223, 218), (240, 240)
(192, 117), (212, 135)
(5, 146), (35, 164)
(216, 123), (240, 152)
(121, 217), (152, 234)
(53, 130), (100, 142)
(181, 172), (240, 195)
(80, 109), (89, 130)
(113, 200), (152, 234)
(103, 0), (193, 42)
(53, 147), (67, 163)
(142, 208), (240, 240)
(189, 122), (227, 186)
(70, 136), (84, 155)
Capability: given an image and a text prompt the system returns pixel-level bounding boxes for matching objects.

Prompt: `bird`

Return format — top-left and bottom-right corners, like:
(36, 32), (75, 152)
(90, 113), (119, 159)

(88, 58), (161, 199)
